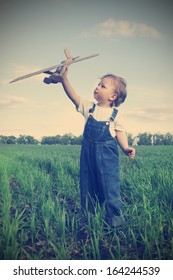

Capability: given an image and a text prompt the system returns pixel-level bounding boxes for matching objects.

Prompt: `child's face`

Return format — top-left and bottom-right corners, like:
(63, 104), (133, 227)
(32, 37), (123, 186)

(94, 77), (117, 106)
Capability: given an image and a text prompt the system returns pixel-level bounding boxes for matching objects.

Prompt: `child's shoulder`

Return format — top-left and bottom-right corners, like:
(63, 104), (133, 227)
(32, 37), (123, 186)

(77, 97), (95, 117)
(79, 97), (95, 110)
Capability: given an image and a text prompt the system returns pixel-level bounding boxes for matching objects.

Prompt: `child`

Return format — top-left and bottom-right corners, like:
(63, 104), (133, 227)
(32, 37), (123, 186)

(52, 69), (135, 227)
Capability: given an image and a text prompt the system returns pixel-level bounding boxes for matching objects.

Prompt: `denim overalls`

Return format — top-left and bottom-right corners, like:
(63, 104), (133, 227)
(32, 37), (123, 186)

(80, 104), (122, 224)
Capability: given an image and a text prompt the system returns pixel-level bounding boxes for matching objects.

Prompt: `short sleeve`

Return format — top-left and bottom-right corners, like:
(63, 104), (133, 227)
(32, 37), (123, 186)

(114, 111), (125, 132)
(77, 98), (95, 120)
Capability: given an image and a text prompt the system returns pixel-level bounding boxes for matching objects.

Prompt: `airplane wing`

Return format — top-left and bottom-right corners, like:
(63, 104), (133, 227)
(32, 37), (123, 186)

(9, 53), (99, 83)
(9, 62), (65, 83)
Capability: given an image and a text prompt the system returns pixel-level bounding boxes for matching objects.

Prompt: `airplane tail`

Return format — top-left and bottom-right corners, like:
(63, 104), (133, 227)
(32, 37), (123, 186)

(64, 48), (72, 59)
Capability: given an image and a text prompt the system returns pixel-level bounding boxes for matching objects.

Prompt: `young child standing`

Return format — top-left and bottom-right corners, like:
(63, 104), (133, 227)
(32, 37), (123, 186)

(52, 69), (135, 227)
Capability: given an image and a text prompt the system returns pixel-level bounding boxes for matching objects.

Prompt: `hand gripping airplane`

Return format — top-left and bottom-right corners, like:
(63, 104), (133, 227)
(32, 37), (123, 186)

(10, 48), (99, 84)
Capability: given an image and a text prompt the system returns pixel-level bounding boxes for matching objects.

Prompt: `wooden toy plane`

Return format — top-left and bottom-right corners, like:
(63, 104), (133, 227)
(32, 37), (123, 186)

(10, 48), (99, 84)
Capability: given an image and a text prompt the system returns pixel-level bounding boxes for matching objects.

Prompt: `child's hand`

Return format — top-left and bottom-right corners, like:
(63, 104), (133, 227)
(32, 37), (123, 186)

(124, 147), (136, 158)
(46, 66), (68, 84)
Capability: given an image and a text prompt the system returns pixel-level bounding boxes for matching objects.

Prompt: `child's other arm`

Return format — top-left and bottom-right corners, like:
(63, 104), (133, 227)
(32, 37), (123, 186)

(116, 130), (135, 158)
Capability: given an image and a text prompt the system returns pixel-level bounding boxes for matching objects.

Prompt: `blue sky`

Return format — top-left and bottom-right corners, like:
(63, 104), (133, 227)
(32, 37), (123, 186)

(0, 0), (173, 139)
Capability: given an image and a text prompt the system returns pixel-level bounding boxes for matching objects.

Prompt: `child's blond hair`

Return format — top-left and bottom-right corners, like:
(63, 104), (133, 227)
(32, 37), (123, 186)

(101, 74), (127, 107)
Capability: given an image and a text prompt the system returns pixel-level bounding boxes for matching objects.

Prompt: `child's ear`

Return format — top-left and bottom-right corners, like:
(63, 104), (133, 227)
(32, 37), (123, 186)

(110, 93), (117, 101)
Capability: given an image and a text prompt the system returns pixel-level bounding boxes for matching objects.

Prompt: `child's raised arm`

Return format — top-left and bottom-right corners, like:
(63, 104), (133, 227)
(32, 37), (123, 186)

(60, 68), (80, 108)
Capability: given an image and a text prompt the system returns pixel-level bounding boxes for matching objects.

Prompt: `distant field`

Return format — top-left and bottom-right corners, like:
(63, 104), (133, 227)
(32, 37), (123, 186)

(0, 144), (173, 260)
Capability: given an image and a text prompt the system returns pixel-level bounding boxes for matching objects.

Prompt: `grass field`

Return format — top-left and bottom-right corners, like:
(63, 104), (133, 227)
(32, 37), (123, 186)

(0, 144), (173, 260)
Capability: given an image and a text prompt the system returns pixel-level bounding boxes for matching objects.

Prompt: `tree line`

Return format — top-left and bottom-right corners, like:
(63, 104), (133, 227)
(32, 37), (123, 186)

(0, 132), (173, 145)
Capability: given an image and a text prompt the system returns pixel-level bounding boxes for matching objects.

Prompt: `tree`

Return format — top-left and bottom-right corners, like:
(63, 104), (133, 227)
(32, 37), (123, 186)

(153, 133), (164, 145)
(60, 133), (74, 145)
(17, 135), (38, 144)
(164, 133), (173, 145)
(127, 133), (134, 146)
(71, 135), (83, 145)
(0, 135), (8, 144)
(54, 135), (62, 144)
(41, 136), (54, 145)
(137, 132), (152, 145)
(6, 136), (17, 144)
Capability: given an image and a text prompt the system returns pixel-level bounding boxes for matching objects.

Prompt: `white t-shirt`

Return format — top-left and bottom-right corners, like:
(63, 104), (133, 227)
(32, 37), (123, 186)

(77, 98), (125, 136)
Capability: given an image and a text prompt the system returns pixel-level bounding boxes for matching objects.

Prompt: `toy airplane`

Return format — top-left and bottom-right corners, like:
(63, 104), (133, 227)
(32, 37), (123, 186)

(10, 48), (99, 84)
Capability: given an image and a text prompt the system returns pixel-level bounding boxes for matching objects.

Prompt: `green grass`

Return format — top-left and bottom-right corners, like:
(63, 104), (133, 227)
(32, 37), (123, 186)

(0, 144), (173, 260)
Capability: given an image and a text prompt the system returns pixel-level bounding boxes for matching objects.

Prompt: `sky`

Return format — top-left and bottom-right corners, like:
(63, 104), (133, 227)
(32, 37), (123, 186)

(0, 0), (173, 139)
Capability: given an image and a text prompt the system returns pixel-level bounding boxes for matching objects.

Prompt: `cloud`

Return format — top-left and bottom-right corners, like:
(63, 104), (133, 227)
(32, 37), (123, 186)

(82, 18), (162, 39)
(0, 95), (28, 109)
(126, 104), (173, 122)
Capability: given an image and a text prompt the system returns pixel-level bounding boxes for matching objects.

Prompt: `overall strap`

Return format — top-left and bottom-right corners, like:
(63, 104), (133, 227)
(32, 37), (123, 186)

(109, 108), (118, 122)
(89, 103), (96, 113)
(89, 104), (118, 121)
